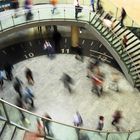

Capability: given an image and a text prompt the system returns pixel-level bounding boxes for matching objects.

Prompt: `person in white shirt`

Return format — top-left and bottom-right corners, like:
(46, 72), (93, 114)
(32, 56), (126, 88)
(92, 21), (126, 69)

(73, 111), (83, 127)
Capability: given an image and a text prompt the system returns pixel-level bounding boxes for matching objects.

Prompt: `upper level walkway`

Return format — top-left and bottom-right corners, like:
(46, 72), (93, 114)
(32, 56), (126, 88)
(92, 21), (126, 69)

(0, 3), (140, 90)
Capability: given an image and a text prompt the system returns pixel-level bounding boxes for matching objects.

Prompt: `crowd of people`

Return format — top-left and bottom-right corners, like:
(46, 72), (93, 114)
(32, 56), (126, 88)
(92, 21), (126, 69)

(0, 0), (129, 139)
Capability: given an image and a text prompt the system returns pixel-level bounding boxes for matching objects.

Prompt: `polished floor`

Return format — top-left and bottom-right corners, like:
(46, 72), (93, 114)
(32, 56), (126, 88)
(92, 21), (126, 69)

(1, 54), (140, 132)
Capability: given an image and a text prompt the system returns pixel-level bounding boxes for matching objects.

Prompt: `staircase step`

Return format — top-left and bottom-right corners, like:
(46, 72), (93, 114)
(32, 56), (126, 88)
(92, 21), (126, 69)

(126, 41), (140, 51)
(0, 124), (15, 140)
(12, 128), (25, 140)
(130, 65), (140, 72)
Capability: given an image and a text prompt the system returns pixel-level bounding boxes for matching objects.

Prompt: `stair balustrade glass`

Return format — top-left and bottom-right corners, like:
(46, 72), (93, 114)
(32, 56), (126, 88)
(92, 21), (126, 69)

(0, 98), (140, 139)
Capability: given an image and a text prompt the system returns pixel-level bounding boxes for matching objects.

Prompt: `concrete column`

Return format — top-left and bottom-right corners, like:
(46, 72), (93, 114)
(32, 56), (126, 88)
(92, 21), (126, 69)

(71, 26), (79, 47)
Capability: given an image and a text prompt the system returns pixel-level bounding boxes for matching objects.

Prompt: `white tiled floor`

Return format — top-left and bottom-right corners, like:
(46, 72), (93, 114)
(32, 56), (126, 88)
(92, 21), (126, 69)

(0, 54), (140, 132)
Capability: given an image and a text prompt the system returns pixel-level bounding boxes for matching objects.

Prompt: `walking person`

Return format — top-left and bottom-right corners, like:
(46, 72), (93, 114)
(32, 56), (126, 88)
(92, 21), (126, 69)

(73, 111), (83, 127)
(61, 73), (74, 93)
(91, 74), (103, 97)
(24, 0), (33, 20)
(4, 62), (14, 81)
(52, 26), (62, 53)
(0, 70), (6, 89)
(90, 0), (95, 12)
(112, 110), (122, 131)
(12, 0), (19, 18)
(13, 77), (23, 98)
(120, 8), (126, 27)
(50, 0), (58, 14)
(25, 68), (34, 85)
(22, 86), (35, 109)
(15, 97), (30, 125)
(96, 0), (103, 13)
(75, 44), (84, 62)
(42, 113), (53, 137)
(73, 111), (83, 140)
(43, 40), (55, 59)
(96, 116), (104, 131)
(74, 0), (80, 19)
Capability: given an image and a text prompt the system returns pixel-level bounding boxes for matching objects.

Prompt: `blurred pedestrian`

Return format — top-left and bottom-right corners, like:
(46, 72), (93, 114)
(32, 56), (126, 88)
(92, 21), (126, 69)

(61, 73), (74, 93)
(0, 70), (6, 89)
(73, 111), (83, 127)
(96, 116), (104, 131)
(24, 0), (33, 20)
(87, 59), (100, 78)
(12, 0), (19, 18)
(90, 0), (95, 12)
(91, 74), (104, 97)
(75, 44), (84, 62)
(13, 77), (23, 98)
(22, 86), (34, 109)
(25, 68), (34, 85)
(42, 113), (53, 137)
(52, 26), (62, 53)
(43, 40), (55, 59)
(122, 35), (127, 48)
(15, 97), (30, 125)
(50, 0), (58, 14)
(96, 0), (103, 13)
(4, 62), (14, 81)
(112, 110), (122, 131)
(75, 0), (83, 19)
(120, 8), (126, 27)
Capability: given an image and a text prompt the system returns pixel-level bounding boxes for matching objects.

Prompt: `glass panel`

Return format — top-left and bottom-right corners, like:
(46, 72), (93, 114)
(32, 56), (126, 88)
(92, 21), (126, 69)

(108, 132), (129, 140)
(4, 103), (38, 132)
(13, 10), (27, 25)
(0, 102), (6, 118)
(42, 119), (77, 140)
(64, 6), (75, 19)
(129, 131), (140, 140)
(81, 130), (107, 140)
(1, 14), (14, 30)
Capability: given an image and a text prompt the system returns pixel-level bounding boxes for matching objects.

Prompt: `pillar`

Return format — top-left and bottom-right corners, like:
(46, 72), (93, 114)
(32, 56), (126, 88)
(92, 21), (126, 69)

(71, 26), (79, 47)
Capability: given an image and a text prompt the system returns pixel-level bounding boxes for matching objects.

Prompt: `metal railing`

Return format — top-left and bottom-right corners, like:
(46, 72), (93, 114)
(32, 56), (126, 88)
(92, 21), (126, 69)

(1, 98), (140, 140)
(0, 4), (139, 89)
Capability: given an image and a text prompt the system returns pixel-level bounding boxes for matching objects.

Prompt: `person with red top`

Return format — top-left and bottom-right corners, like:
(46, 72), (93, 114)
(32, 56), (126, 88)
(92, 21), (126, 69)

(122, 35), (127, 52)
(91, 74), (104, 97)
(50, 0), (58, 14)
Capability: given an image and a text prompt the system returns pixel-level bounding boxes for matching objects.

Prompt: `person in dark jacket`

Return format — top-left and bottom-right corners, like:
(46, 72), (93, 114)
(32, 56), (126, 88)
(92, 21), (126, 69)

(25, 68), (34, 85)
(13, 77), (23, 97)
(4, 62), (14, 81)
(120, 8), (126, 27)
(61, 73), (74, 93)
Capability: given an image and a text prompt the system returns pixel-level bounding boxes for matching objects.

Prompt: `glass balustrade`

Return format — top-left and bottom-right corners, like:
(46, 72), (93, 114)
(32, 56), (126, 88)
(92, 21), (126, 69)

(0, 98), (140, 140)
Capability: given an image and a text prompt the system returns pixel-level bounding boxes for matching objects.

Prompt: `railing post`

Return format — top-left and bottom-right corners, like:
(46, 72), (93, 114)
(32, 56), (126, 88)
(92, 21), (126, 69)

(1, 99), (10, 123)
(0, 20), (2, 31)
(106, 132), (109, 140)
(89, 11), (91, 23)
(12, 15), (15, 26)
(38, 10), (40, 20)
(64, 7), (65, 19)
(127, 130), (131, 140)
